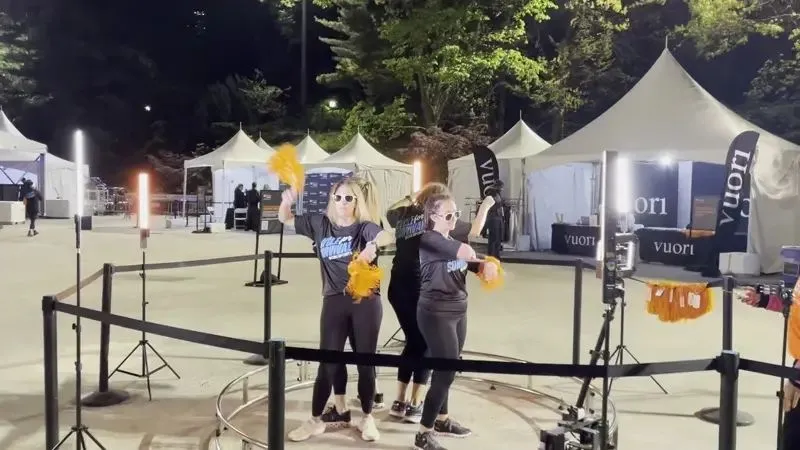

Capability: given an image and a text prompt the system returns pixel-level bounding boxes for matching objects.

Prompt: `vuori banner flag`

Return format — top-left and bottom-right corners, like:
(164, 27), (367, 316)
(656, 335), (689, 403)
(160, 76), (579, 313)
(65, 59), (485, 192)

(702, 131), (759, 276)
(471, 145), (500, 199)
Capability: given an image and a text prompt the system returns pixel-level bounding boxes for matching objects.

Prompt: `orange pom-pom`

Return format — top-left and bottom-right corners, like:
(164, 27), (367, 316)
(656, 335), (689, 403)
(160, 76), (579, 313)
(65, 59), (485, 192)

(345, 254), (383, 302)
(268, 143), (305, 192)
(477, 256), (505, 291)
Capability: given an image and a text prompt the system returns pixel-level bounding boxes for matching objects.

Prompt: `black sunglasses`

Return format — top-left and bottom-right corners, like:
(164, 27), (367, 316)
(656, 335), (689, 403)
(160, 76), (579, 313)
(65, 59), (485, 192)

(333, 194), (355, 203)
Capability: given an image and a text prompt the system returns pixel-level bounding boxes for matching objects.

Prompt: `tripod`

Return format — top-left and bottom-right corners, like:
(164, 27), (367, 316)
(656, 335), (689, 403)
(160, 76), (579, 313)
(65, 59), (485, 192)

(607, 283), (668, 395)
(110, 236), (180, 400)
(52, 214), (106, 449)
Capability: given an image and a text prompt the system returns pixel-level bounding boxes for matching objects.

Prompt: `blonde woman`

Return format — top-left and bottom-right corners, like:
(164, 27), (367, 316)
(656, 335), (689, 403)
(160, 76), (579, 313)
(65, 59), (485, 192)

(280, 177), (393, 443)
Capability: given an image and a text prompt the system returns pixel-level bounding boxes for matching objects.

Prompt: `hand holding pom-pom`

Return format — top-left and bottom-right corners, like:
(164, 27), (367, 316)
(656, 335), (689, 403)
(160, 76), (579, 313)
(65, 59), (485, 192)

(345, 253), (383, 303)
(478, 256), (504, 291)
(269, 143), (306, 192)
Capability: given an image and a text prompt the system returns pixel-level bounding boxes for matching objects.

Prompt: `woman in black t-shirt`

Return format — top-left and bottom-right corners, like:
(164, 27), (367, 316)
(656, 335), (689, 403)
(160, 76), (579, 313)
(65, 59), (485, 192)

(385, 183), (494, 423)
(279, 177), (394, 443)
(412, 192), (498, 450)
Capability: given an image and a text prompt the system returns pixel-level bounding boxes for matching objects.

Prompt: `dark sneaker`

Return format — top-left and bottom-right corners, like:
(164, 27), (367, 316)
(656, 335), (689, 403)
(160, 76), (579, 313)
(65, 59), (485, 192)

(434, 418), (471, 437)
(414, 431), (447, 450)
(374, 392), (385, 409)
(320, 404), (351, 429)
(404, 402), (423, 424)
(388, 400), (407, 419)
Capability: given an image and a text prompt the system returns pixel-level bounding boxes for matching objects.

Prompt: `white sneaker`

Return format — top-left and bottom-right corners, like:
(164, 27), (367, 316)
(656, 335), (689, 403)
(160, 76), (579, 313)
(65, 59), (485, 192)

(287, 418), (325, 442)
(357, 414), (380, 441)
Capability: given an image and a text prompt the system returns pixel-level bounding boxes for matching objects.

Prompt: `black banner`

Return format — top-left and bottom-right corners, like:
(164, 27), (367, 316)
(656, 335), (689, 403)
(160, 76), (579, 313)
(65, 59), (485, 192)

(690, 162), (750, 234)
(472, 145), (500, 199)
(260, 190), (281, 220)
(302, 171), (353, 215)
(701, 131), (759, 276)
(550, 223), (599, 257)
(630, 162), (679, 228)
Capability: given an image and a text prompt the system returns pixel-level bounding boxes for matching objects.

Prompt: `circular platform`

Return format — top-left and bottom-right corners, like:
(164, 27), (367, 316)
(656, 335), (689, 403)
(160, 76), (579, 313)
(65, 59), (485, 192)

(213, 349), (617, 449)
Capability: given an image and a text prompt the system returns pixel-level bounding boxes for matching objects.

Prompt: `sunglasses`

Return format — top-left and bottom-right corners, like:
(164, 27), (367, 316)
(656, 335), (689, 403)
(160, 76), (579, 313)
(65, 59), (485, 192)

(333, 194), (355, 203)
(437, 211), (461, 221)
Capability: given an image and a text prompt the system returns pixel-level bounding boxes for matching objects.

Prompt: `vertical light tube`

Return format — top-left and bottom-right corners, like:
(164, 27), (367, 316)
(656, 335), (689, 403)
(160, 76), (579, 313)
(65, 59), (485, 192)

(412, 160), (422, 193)
(75, 130), (84, 217)
(138, 173), (149, 229)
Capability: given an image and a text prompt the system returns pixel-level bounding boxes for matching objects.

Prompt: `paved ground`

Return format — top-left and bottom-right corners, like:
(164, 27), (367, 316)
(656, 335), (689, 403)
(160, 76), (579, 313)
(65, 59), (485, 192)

(0, 215), (789, 449)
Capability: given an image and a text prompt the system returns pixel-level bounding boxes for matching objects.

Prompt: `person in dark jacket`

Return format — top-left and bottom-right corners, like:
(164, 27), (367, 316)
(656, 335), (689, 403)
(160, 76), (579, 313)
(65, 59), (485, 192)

(233, 184), (247, 209)
(246, 182), (261, 231)
(484, 181), (506, 259)
(21, 179), (42, 236)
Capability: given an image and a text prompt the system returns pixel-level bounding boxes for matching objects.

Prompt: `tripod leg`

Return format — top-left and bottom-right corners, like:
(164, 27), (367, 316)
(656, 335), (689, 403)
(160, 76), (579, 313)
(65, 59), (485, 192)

(608, 346), (624, 392)
(77, 430), (87, 450)
(145, 341), (180, 379)
(142, 345), (152, 401)
(109, 343), (141, 378)
(83, 428), (107, 450)
(51, 429), (76, 450)
(621, 347), (668, 394)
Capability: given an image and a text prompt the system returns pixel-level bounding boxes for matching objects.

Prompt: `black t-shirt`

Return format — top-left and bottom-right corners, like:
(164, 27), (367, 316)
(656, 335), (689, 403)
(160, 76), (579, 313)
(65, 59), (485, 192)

(295, 214), (383, 297)
(418, 230), (479, 314)
(386, 204), (471, 285)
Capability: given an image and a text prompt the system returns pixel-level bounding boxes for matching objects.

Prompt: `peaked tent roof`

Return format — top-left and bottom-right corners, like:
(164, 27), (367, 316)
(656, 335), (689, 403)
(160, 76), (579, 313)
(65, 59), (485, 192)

(0, 109), (47, 153)
(489, 119), (550, 159)
(296, 135), (329, 163)
(184, 128), (274, 170)
(255, 136), (275, 152)
(524, 48), (800, 170)
(309, 132), (410, 168)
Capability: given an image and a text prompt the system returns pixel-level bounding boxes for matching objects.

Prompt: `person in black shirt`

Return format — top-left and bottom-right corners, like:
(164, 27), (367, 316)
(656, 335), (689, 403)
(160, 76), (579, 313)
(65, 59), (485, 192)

(21, 179), (42, 237)
(384, 182), (494, 423)
(245, 182), (260, 231)
(412, 192), (498, 450)
(233, 184), (247, 209)
(484, 180), (506, 259)
(281, 177), (394, 443)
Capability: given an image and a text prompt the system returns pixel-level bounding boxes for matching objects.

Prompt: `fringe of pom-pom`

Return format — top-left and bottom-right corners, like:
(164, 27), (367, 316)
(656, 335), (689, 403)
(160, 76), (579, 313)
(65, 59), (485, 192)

(268, 143), (305, 192)
(645, 281), (714, 322)
(345, 253), (383, 302)
(477, 256), (505, 291)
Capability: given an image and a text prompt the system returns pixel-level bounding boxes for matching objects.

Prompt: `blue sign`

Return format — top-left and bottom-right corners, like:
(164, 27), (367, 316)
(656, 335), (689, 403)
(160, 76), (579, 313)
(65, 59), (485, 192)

(630, 162), (679, 228)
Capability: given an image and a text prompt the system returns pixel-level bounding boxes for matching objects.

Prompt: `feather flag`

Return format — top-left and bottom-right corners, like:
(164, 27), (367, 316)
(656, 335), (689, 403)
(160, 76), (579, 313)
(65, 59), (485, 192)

(268, 143), (305, 192)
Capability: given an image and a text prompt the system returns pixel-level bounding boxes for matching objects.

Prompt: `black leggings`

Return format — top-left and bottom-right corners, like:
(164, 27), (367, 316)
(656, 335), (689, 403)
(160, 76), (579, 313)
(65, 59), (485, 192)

(27, 210), (38, 230)
(331, 328), (378, 396)
(388, 278), (430, 385)
(486, 218), (503, 258)
(417, 309), (467, 428)
(311, 294), (382, 416)
(785, 401), (800, 449)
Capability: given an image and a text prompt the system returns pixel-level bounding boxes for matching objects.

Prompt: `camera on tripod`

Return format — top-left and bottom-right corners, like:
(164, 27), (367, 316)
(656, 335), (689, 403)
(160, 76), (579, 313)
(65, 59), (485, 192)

(595, 233), (639, 281)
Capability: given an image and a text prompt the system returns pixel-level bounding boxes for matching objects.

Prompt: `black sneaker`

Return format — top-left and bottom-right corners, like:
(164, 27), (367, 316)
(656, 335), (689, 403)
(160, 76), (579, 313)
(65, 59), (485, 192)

(388, 400), (407, 419)
(414, 431), (447, 450)
(404, 402), (423, 424)
(434, 418), (471, 437)
(320, 405), (351, 429)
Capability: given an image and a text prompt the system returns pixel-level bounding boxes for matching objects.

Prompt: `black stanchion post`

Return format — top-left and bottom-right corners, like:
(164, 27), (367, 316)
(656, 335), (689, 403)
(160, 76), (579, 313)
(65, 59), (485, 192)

(718, 350), (740, 450)
(244, 251), (273, 366)
(43, 295), (59, 449)
(695, 276), (754, 425)
(268, 339), (286, 450)
(82, 264), (130, 407)
(572, 259), (583, 365)
(252, 218), (261, 284)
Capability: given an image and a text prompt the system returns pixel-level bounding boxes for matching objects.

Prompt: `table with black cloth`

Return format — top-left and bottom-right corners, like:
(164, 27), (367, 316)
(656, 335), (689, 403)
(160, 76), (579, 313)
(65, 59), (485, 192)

(551, 223), (600, 257)
(634, 228), (710, 266)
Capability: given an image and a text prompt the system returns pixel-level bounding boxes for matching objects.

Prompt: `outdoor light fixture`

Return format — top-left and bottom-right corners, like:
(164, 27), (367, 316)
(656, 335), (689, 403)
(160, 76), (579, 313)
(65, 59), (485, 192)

(138, 172), (150, 248)
(412, 160), (422, 192)
(75, 130), (84, 217)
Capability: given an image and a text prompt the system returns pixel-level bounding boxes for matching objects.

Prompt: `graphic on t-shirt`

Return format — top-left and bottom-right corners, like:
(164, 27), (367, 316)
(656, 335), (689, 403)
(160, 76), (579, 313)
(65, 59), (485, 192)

(320, 236), (354, 260)
(446, 259), (468, 273)
(395, 214), (425, 240)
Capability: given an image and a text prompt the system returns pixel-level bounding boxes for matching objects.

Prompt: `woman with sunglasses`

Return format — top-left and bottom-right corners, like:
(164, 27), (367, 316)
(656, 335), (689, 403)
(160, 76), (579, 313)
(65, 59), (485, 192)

(280, 177), (393, 443)
(413, 192), (498, 450)
(384, 183), (494, 423)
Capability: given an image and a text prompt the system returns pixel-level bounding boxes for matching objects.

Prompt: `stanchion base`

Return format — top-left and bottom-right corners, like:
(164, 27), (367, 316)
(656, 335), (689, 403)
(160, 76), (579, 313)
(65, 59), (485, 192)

(694, 407), (755, 426)
(244, 272), (288, 288)
(243, 354), (268, 366)
(192, 228), (211, 234)
(80, 389), (130, 407)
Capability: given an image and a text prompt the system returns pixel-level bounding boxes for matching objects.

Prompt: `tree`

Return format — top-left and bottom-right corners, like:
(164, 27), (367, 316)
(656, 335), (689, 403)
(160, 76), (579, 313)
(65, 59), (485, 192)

(0, 12), (39, 108)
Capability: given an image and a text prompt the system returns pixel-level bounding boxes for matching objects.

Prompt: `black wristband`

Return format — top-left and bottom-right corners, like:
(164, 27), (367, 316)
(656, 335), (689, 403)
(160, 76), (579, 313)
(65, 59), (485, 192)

(757, 292), (771, 309)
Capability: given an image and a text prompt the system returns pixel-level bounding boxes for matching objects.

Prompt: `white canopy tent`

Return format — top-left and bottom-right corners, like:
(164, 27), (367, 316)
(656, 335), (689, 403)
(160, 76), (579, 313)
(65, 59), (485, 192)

(255, 135), (275, 152)
(303, 132), (412, 213)
(182, 128), (279, 218)
(447, 119), (550, 220)
(296, 134), (330, 163)
(522, 48), (800, 271)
